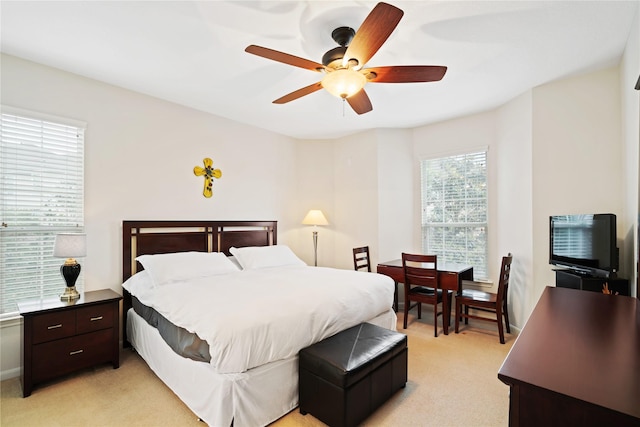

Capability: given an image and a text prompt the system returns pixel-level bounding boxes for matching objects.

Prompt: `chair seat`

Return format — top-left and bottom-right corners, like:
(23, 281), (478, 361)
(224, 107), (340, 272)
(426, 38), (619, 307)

(410, 286), (436, 296)
(409, 286), (450, 300)
(460, 289), (497, 303)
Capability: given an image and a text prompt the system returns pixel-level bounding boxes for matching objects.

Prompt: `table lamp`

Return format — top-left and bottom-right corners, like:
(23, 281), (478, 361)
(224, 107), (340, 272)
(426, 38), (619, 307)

(302, 210), (328, 266)
(53, 233), (86, 301)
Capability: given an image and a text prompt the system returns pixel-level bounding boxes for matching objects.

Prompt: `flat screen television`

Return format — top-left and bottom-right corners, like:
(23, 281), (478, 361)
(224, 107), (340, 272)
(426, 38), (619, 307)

(549, 213), (617, 278)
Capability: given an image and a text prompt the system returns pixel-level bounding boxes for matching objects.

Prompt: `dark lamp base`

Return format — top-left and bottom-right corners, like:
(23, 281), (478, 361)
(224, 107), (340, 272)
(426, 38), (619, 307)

(60, 262), (81, 301)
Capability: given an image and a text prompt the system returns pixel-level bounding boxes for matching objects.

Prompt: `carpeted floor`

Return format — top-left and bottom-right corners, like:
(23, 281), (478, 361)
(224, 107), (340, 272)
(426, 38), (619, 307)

(1, 316), (514, 426)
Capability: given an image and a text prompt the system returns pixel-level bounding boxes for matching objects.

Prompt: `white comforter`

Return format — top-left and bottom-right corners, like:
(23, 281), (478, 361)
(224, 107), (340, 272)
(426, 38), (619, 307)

(126, 265), (394, 374)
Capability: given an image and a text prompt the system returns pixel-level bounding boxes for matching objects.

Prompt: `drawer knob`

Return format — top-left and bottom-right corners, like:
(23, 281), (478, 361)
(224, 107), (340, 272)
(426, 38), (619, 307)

(90, 316), (103, 322)
(47, 324), (63, 330)
(69, 350), (84, 356)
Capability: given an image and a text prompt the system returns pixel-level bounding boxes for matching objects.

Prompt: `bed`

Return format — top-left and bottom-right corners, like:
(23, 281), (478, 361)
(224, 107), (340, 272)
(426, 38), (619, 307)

(121, 220), (397, 427)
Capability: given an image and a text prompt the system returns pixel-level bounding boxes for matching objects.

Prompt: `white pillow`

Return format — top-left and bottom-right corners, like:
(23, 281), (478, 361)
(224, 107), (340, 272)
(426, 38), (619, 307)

(121, 270), (154, 298)
(229, 245), (306, 270)
(135, 251), (240, 287)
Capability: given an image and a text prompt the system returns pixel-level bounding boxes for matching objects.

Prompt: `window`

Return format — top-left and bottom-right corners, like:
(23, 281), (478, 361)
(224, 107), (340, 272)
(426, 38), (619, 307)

(0, 108), (85, 317)
(420, 150), (487, 279)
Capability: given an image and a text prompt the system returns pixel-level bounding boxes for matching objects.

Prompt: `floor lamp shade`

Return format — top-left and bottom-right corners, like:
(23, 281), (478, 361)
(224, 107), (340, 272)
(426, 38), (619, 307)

(302, 210), (329, 226)
(302, 210), (328, 267)
(53, 233), (86, 301)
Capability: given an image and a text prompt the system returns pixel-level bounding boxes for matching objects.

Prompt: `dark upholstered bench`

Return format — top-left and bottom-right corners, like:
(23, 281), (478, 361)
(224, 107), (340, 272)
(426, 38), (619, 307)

(299, 322), (407, 427)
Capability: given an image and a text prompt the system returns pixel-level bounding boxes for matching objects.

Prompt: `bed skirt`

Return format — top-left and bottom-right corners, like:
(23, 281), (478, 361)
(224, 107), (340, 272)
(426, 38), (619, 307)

(126, 308), (397, 427)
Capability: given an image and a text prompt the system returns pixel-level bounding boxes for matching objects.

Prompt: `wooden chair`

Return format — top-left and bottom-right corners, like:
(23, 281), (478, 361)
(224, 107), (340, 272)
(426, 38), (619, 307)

(352, 246), (371, 272)
(402, 253), (451, 336)
(455, 253), (513, 344)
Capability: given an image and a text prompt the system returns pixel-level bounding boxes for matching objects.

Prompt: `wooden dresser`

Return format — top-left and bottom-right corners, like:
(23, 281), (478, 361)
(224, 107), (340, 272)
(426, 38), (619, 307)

(498, 286), (640, 426)
(19, 289), (122, 397)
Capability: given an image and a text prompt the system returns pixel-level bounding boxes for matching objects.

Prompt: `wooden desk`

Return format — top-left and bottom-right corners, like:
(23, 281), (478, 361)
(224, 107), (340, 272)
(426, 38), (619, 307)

(498, 286), (640, 426)
(376, 259), (473, 334)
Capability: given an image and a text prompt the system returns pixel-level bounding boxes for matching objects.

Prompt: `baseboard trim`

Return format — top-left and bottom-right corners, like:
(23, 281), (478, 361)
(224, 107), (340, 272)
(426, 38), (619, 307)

(1, 367), (21, 381)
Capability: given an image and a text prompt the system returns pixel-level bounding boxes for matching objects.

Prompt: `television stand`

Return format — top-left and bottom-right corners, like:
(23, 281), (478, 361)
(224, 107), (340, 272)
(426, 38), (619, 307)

(555, 270), (630, 296)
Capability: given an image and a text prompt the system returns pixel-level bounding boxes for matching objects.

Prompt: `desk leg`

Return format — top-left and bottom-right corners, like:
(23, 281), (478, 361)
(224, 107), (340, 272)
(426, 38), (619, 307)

(443, 292), (451, 335)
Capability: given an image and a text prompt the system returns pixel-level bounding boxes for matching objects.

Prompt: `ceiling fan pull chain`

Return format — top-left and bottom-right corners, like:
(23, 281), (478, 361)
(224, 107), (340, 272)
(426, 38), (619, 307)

(342, 98), (346, 117)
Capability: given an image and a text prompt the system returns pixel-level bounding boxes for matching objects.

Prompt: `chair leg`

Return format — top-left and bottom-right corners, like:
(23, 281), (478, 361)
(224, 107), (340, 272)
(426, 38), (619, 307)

(454, 300), (461, 334)
(503, 298), (511, 333)
(393, 283), (399, 313)
(417, 302), (422, 319)
(496, 308), (505, 344)
(403, 301), (409, 329)
(464, 306), (469, 325)
(433, 302), (438, 337)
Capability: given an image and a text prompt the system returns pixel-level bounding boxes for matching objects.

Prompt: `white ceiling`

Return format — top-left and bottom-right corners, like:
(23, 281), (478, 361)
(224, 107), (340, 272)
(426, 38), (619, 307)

(1, 1), (638, 140)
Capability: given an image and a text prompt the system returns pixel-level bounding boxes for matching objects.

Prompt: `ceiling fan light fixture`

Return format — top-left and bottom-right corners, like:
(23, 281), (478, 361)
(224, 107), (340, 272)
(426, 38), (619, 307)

(321, 69), (366, 99)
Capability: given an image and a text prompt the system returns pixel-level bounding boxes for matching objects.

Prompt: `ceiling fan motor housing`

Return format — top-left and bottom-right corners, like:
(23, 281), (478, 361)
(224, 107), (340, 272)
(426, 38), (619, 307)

(322, 46), (347, 68)
(331, 27), (355, 46)
(322, 27), (356, 68)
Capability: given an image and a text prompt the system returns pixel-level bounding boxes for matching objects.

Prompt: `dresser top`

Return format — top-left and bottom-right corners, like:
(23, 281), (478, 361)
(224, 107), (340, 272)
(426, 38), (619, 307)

(498, 286), (640, 419)
(18, 289), (122, 316)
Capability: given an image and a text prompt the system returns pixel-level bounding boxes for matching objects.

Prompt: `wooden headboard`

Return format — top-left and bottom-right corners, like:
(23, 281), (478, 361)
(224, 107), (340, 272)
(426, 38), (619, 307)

(121, 220), (277, 346)
(122, 220), (277, 282)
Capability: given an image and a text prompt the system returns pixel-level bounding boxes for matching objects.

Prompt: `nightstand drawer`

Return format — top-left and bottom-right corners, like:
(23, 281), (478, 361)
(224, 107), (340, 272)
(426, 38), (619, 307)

(76, 303), (114, 334)
(32, 328), (114, 383)
(32, 311), (76, 344)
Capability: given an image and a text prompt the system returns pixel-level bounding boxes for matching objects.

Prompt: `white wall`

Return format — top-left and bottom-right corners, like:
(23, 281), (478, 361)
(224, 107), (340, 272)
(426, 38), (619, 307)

(377, 129), (414, 264)
(295, 141), (334, 266)
(531, 67), (625, 306)
(621, 5), (640, 297)
(2, 34), (637, 379)
(293, 126), (416, 272)
(0, 54), (300, 379)
(412, 110), (499, 280)
(331, 130), (380, 269)
(495, 92), (534, 328)
(411, 108), (537, 328)
(1, 54), (301, 288)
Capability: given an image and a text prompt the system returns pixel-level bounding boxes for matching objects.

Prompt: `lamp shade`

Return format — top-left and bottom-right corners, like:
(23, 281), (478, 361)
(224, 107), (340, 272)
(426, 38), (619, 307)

(321, 69), (366, 99)
(302, 210), (329, 226)
(53, 233), (87, 259)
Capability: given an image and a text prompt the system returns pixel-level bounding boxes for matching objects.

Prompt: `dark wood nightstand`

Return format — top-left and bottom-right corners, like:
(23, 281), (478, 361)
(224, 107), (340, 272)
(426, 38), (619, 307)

(18, 289), (122, 397)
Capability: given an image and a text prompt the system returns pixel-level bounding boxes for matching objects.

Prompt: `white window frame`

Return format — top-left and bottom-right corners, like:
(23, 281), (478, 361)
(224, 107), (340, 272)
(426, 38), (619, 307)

(420, 149), (488, 280)
(0, 106), (85, 318)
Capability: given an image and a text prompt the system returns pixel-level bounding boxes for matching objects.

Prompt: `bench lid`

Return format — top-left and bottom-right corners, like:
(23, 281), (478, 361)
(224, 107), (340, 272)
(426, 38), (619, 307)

(299, 322), (407, 388)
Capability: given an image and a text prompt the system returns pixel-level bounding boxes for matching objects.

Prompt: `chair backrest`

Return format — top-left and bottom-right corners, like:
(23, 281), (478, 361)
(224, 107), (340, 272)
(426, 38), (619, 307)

(353, 246), (371, 272)
(497, 253), (513, 301)
(402, 253), (438, 289)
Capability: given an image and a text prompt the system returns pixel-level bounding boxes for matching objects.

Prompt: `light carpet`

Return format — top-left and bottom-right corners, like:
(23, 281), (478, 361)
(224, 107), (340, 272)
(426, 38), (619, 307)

(1, 316), (514, 426)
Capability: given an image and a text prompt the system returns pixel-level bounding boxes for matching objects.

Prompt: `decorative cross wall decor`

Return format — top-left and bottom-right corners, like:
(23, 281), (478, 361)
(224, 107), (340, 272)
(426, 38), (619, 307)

(193, 158), (222, 198)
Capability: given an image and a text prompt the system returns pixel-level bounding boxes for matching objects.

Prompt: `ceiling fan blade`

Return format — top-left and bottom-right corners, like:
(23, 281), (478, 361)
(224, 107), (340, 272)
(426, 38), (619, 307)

(245, 45), (325, 72)
(344, 2), (404, 69)
(366, 66), (447, 83)
(273, 82), (323, 104)
(346, 89), (373, 115)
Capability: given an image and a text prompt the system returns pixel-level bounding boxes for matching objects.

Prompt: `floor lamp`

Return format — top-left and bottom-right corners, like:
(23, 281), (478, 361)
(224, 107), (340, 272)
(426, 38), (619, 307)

(302, 210), (329, 267)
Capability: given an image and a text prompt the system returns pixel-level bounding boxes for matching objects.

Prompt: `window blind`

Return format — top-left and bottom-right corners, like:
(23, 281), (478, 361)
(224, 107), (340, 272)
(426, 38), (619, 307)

(420, 151), (488, 279)
(0, 110), (85, 316)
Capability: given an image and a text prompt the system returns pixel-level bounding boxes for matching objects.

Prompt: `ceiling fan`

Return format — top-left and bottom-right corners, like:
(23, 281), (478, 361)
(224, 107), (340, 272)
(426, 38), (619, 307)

(245, 2), (447, 115)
